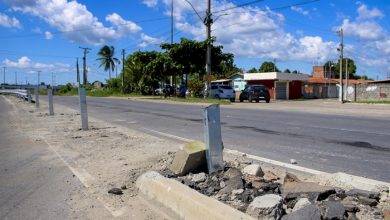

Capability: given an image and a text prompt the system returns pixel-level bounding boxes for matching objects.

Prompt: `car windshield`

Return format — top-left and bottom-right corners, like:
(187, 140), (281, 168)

(252, 86), (265, 91)
(220, 85), (233, 89)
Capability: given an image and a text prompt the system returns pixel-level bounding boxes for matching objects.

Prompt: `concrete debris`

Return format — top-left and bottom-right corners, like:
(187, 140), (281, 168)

(108, 188), (123, 195)
(166, 155), (385, 220)
(292, 198), (311, 212)
(246, 194), (283, 220)
(290, 159), (297, 164)
(242, 164), (264, 177)
(319, 201), (346, 220)
(169, 141), (206, 176)
(282, 204), (321, 220)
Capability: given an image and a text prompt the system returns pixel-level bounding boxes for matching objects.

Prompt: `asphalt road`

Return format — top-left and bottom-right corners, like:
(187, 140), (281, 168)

(0, 96), (112, 219)
(53, 96), (390, 181)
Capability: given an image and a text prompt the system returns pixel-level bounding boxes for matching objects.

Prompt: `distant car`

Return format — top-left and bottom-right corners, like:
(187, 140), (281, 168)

(210, 85), (236, 102)
(239, 85), (270, 103)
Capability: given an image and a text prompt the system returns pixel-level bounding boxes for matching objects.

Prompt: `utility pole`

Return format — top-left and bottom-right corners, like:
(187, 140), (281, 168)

(79, 47), (91, 86)
(273, 59), (276, 72)
(76, 58), (80, 85)
(345, 58), (348, 101)
(121, 49), (125, 93)
(2, 67), (6, 86)
(170, 0), (174, 86)
(14, 72), (17, 85)
(51, 72), (55, 87)
(37, 71), (41, 87)
(204, 0), (213, 98)
(337, 28), (344, 103)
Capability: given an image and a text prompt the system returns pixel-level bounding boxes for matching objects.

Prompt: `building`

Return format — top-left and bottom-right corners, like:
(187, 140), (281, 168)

(244, 72), (309, 100)
(92, 81), (104, 89)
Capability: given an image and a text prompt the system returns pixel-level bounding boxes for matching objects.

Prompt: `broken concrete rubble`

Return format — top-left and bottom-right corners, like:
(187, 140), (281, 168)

(292, 198), (311, 212)
(319, 201), (346, 220)
(169, 141), (206, 176)
(246, 194), (283, 220)
(242, 164), (264, 177)
(282, 204), (321, 220)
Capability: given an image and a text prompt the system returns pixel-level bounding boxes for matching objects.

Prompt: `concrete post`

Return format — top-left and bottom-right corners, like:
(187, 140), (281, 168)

(27, 90), (31, 103)
(203, 104), (224, 173)
(35, 87), (39, 108)
(48, 89), (54, 115)
(78, 87), (88, 131)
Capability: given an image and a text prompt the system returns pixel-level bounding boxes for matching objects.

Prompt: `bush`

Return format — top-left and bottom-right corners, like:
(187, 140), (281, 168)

(106, 78), (122, 91)
(188, 78), (205, 97)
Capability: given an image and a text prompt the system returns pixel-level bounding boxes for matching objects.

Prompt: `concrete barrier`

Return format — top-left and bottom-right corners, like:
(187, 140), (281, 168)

(136, 171), (254, 220)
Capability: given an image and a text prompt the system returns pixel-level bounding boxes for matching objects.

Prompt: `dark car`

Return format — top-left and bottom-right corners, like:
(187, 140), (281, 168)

(239, 85), (270, 103)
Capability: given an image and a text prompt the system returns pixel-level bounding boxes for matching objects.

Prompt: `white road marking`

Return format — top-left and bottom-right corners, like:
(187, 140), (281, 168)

(141, 127), (193, 142)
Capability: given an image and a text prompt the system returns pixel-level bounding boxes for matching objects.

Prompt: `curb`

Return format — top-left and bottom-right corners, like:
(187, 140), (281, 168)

(136, 171), (254, 220)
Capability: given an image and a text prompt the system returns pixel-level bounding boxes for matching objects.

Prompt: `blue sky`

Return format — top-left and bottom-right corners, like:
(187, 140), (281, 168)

(0, 0), (389, 85)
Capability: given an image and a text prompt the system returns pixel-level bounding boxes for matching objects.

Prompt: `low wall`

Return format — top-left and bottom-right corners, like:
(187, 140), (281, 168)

(302, 84), (338, 99)
(346, 83), (390, 101)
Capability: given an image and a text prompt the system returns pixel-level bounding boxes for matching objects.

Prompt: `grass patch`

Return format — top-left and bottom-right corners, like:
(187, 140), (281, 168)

(144, 96), (232, 105)
(355, 100), (390, 104)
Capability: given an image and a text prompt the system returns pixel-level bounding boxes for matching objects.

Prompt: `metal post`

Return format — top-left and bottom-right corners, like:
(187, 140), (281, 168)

(338, 28), (344, 103)
(203, 104), (224, 173)
(35, 87), (39, 108)
(48, 88), (54, 115)
(78, 87), (88, 130)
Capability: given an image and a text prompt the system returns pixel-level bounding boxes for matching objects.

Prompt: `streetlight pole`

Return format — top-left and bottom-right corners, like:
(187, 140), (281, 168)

(2, 67), (6, 86)
(337, 28), (344, 103)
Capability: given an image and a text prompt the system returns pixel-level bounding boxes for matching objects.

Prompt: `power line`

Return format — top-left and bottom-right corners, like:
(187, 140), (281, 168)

(213, 0), (266, 14)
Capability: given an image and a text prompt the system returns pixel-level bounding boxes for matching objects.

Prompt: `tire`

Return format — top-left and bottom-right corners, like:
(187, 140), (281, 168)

(266, 99), (270, 103)
(214, 94), (220, 99)
(255, 99), (259, 103)
(248, 96), (253, 103)
(230, 98), (235, 102)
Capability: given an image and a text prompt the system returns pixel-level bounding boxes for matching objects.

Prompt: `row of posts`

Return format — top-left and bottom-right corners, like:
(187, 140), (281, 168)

(27, 87), (88, 131)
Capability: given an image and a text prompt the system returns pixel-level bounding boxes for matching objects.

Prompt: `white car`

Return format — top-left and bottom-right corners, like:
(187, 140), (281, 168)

(209, 85), (236, 102)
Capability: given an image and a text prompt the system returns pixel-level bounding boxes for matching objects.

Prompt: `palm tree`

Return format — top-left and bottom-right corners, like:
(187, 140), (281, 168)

(96, 45), (120, 79)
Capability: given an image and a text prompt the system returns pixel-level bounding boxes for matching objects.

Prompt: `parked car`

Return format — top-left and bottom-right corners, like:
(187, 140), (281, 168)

(210, 85), (236, 102)
(239, 85), (270, 103)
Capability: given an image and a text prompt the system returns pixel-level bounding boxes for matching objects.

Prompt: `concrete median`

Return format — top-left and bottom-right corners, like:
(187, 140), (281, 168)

(136, 171), (254, 220)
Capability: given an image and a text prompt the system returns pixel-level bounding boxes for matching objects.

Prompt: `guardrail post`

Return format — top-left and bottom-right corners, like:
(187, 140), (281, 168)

(203, 104), (224, 173)
(48, 88), (54, 115)
(35, 87), (39, 108)
(78, 87), (88, 131)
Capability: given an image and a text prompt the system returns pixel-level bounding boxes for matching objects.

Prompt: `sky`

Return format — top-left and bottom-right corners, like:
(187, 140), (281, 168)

(0, 0), (389, 85)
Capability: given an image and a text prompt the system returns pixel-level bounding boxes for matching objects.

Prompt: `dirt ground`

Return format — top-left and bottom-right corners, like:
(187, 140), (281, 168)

(4, 96), (182, 219)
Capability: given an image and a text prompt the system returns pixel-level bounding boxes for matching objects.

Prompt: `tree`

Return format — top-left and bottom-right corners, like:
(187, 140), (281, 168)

(259, 61), (279, 72)
(325, 58), (356, 79)
(283, 69), (291, 73)
(97, 45), (120, 80)
(248, 67), (258, 73)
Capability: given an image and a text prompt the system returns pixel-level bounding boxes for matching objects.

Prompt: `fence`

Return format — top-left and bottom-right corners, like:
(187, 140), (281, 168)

(346, 83), (390, 102)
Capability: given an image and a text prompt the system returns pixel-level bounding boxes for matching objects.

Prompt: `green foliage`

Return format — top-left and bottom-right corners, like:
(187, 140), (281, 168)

(325, 58), (357, 79)
(284, 69), (291, 73)
(248, 67), (258, 73)
(106, 77), (121, 91)
(97, 45), (120, 79)
(188, 78), (204, 97)
(259, 61), (279, 72)
(58, 83), (77, 95)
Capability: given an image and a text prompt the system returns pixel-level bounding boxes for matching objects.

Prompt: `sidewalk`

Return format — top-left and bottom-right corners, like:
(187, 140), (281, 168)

(0, 95), (180, 219)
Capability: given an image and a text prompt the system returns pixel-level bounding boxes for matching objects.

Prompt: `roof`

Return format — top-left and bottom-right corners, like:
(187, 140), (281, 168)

(244, 72), (310, 81)
(368, 79), (390, 84)
(229, 73), (244, 79)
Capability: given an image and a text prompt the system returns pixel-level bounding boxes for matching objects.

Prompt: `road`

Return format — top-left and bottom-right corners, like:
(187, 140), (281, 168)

(0, 96), (113, 219)
(51, 96), (390, 182)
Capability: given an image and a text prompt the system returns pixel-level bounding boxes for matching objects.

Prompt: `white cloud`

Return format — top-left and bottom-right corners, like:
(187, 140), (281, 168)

(0, 12), (21, 28)
(5, 0), (141, 45)
(138, 33), (163, 48)
(339, 19), (383, 40)
(158, 0), (335, 62)
(142, 0), (159, 8)
(357, 4), (384, 20)
(291, 6), (309, 16)
(2, 56), (71, 72)
(45, 31), (53, 39)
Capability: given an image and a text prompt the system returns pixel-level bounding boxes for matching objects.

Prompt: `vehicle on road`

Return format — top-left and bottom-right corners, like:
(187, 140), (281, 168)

(239, 85), (270, 103)
(210, 85), (236, 102)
